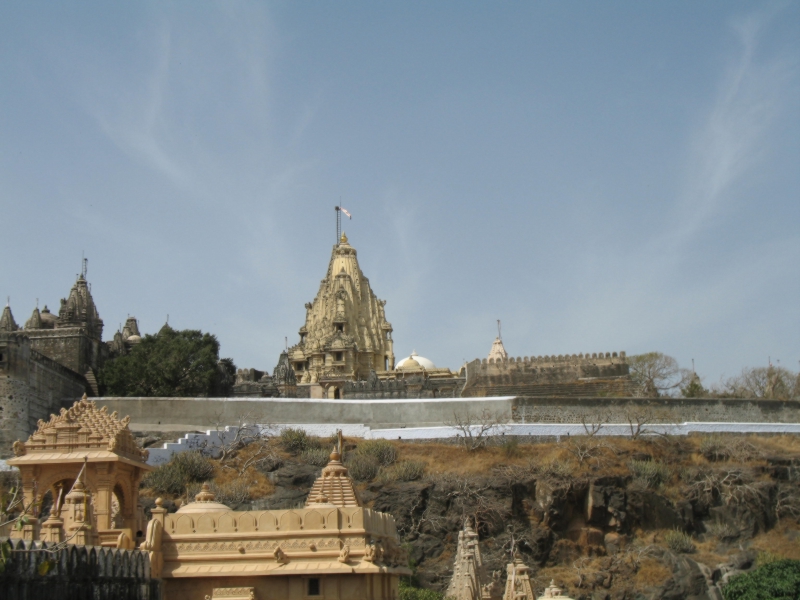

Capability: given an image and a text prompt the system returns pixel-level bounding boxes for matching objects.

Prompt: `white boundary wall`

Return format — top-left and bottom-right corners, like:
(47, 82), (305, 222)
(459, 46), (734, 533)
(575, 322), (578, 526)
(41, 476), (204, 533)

(142, 421), (800, 466)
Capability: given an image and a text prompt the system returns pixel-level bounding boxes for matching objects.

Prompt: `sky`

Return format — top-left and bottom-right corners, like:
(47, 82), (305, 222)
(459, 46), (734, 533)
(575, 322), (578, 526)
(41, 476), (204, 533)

(1, 1), (798, 387)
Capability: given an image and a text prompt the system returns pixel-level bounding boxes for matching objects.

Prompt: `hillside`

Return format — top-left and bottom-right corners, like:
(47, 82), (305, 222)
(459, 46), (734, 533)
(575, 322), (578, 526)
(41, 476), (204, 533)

(137, 431), (800, 600)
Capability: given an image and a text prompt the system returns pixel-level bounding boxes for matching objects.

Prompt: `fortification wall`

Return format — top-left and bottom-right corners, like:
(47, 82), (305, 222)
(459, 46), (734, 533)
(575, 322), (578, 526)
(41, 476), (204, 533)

(0, 334), (87, 456)
(461, 353), (631, 396)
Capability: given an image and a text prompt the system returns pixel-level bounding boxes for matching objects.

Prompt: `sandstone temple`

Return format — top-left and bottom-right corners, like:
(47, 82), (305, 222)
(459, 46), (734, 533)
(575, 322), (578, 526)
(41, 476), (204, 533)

(4, 397), (411, 600)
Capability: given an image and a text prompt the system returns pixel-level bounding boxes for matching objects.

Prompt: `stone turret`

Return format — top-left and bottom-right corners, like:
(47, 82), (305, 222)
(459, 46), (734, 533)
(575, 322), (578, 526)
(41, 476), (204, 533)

(0, 303), (18, 332)
(487, 337), (508, 362)
(289, 232), (395, 398)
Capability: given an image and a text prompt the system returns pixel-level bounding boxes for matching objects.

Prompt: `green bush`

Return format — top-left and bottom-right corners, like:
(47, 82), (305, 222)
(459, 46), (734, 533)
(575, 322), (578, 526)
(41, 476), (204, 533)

(381, 460), (425, 482)
(345, 453), (380, 481)
(280, 428), (319, 455)
(628, 459), (670, 488)
(355, 439), (397, 467)
(723, 559), (800, 600)
(142, 451), (214, 496)
(399, 580), (444, 600)
(301, 447), (332, 467)
(664, 529), (695, 554)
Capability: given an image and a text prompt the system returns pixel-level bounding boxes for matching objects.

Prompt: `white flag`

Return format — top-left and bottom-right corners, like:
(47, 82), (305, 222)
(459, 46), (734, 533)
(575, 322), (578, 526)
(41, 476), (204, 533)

(340, 207), (352, 219)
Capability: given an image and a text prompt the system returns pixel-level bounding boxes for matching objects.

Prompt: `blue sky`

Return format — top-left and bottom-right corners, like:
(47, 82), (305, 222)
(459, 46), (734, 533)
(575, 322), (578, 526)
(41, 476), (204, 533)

(1, 2), (798, 385)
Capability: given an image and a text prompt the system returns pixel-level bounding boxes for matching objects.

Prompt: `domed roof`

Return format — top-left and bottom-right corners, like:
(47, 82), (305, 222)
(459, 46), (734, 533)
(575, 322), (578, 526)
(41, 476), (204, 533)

(39, 306), (57, 328)
(126, 335), (142, 345)
(176, 483), (231, 513)
(395, 351), (436, 370)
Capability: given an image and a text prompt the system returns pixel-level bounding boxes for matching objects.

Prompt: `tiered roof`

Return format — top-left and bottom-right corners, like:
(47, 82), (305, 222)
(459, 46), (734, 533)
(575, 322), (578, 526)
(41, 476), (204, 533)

(10, 395), (149, 465)
(305, 434), (361, 508)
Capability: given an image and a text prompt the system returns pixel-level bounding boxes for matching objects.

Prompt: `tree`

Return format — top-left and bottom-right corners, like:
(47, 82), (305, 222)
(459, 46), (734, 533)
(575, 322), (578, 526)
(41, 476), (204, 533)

(628, 352), (689, 397)
(715, 366), (799, 401)
(99, 328), (236, 397)
(680, 373), (708, 398)
(722, 559), (800, 600)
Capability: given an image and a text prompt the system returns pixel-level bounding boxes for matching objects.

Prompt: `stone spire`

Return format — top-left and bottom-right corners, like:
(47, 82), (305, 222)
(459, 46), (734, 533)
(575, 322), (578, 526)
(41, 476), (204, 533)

(58, 274), (103, 340)
(0, 303), (18, 332)
(289, 234), (395, 384)
(487, 337), (508, 362)
(503, 558), (536, 600)
(446, 520), (494, 600)
(305, 432), (361, 508)
(24, 306), (42, 330)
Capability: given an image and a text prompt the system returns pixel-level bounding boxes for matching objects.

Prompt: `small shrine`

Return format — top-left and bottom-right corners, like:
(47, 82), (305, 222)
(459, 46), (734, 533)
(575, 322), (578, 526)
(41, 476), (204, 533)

(7, 394), (152, 547)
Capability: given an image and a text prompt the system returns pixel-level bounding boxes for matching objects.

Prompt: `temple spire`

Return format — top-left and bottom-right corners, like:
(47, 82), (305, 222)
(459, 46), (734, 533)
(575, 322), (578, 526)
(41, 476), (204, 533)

(0, 303), (18, 332)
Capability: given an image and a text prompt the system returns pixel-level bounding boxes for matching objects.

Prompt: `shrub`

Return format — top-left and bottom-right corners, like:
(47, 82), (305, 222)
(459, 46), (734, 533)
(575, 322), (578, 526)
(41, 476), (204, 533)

(355, 439), (397, 467)
(706, 519), (742, 542)
(722, 559), (800, 600)
(502, 437), (520, 458)
(345, 454), (380, 481)
(399, 580), (444, 600)
(628, 460), (670, 488)
(280, 428), (319, 454)
(187, 480), (252, 507)
(701, 436), (761, 462)
(143, 451), (214, 495)
(664, 529), (695, 554)
(535, 458), (572, 480)
(381, 460), (425, 482)
(301, 447), (332, 467)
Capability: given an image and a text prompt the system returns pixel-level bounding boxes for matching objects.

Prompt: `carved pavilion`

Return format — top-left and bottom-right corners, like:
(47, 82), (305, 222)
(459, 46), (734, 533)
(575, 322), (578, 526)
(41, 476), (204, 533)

(7, 395), (152, 547)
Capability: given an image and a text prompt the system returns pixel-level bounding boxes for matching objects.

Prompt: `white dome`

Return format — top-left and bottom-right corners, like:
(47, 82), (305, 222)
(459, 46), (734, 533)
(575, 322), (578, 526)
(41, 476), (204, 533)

(395, 350), (436, 370)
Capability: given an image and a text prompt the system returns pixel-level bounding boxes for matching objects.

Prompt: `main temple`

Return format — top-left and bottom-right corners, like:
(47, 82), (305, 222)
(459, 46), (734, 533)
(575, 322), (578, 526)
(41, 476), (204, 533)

(288, 232), (396, 399)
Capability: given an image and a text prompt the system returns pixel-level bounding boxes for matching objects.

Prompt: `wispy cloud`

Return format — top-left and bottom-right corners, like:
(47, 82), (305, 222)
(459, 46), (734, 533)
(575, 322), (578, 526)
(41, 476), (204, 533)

(670, 9), (795, 245)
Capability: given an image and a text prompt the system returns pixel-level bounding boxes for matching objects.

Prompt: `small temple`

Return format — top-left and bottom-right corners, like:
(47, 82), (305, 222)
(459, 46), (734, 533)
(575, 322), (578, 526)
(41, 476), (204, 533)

(4, 398), (410, 600)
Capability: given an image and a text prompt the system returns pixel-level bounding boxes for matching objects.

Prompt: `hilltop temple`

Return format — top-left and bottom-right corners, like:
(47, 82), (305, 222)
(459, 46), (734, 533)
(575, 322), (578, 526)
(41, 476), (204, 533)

(234, 231), (631, 400)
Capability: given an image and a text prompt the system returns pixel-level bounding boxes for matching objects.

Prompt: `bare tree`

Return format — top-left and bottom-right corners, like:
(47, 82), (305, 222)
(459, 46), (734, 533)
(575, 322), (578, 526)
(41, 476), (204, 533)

(714, 365), (800, 400)
(565, 437), (611, 467)
(447, 408), (508, 451)
(622, 405), (657, 439)
(580, 411), (609, 437)
(208, 410), (279, 474)
(628, 352), (691, 397)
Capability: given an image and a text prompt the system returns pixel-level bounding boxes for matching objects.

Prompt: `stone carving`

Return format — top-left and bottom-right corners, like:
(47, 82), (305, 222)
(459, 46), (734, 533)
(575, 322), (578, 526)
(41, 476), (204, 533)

(338, 544), (350, 563)
(273, 546), (289, 564)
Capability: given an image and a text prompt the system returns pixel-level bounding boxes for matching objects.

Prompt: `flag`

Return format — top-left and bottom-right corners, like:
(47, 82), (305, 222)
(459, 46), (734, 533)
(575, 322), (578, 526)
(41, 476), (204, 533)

(340, 207), (352, 219)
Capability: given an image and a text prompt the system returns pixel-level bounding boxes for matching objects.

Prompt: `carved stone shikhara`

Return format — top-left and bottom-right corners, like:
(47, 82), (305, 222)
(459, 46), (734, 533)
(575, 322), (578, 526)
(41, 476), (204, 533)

(286, 233), (396, 396)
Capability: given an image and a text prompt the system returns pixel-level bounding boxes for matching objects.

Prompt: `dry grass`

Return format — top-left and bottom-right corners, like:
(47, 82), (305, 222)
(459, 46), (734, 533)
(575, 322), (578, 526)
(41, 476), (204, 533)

(635, 558), (672, 587)
(749, 519), (800, 560)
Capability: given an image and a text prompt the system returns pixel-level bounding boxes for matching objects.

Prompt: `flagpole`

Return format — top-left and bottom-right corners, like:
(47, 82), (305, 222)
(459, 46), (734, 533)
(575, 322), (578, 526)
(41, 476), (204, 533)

(335, 204), (341, 245)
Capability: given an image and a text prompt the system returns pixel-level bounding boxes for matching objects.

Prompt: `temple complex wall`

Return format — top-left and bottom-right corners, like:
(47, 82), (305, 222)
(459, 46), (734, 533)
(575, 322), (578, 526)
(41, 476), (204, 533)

(0, 334), (87, 456)
(24, 326), (101, 374)
(82, 395), (800, 434)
